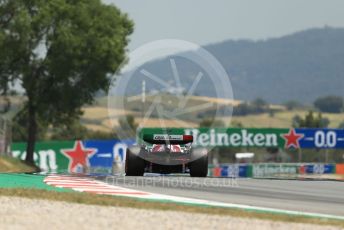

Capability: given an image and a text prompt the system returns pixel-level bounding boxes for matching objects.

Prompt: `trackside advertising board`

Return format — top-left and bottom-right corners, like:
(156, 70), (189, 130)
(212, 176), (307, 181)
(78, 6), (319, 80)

(11, 140), (135, 173)
(140, 128), (344, 149)
(209, 163), (337, 178)
(11, 140), (342, 177)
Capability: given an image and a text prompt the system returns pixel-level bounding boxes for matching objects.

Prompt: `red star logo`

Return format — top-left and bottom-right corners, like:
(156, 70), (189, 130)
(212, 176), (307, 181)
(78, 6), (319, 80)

(281, 129), (304, 149)
(61, 141), (97, 172)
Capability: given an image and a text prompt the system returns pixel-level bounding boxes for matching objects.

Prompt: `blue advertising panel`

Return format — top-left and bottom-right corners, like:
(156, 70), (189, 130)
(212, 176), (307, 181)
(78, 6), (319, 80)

(219, 164), (249, 177)
(296, 128), (344, 149)
(304, 164), (335, 174)
(238, 165), (249, 177)
(220, 166), (229, 177)
(84, 139), (136, 168)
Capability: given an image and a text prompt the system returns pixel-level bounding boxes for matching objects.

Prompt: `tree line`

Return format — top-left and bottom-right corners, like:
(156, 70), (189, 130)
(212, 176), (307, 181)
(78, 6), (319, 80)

(0, 0), (133, 165)
(232, 95), (344, 116)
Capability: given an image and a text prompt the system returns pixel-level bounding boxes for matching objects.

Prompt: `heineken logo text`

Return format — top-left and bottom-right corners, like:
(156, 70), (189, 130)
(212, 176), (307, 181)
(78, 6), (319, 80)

(184, 129), (278, 147)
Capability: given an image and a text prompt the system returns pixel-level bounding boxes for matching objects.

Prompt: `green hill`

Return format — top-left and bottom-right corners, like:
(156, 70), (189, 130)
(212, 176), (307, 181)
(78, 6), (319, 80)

(124, 27), (344, 104)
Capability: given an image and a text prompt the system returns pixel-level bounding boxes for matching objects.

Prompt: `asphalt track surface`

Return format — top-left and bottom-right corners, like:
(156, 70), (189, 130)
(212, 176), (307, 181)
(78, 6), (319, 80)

(98, 175), (344, 216)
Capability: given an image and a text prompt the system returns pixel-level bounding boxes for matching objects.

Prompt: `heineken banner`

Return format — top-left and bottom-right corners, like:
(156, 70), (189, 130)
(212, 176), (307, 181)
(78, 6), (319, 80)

(252, 164), (299, 177)
(140, 128), (344, 149)
(12, 139), (135, 173)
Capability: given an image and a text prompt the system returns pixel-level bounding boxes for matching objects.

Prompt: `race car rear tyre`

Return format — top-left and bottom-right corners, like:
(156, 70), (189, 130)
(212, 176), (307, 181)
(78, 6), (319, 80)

(125, 149), (145, 176)
(189, 154), (208, 177)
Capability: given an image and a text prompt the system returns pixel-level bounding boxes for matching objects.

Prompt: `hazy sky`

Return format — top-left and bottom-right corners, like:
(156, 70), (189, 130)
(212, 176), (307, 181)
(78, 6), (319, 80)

(104, 0), (344, 50)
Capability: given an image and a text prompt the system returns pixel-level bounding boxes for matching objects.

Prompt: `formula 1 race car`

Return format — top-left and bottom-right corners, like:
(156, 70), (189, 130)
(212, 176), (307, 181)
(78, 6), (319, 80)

(125, 134), (208, 177)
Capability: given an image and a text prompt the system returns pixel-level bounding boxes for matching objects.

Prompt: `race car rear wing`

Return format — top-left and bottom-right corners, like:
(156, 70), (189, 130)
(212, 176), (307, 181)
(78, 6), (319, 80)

(143, 134), (193, 145)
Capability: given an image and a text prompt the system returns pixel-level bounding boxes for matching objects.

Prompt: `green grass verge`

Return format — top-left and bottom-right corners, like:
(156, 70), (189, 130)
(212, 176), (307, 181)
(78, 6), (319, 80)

(0, 173), (70, 192)
(0, 156), (37, 173)
(0, 187), (343, 227)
